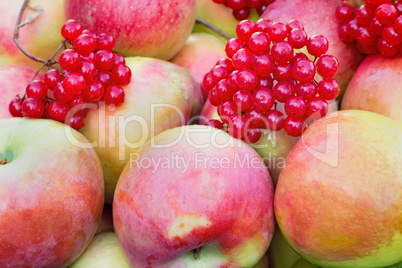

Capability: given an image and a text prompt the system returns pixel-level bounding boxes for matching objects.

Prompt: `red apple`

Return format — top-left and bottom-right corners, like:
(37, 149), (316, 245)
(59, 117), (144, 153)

(341, 54), (402, 124)
(171, 33), (227, 101)
(64, 0), (196, 60)
(0, 118), (104, 267)
(261, 0), (364, 96)
(113, 125), (275, 267)
(0, 65), (39, 119)
(275, 110), (402, 268)
(0, 0), (65, 68)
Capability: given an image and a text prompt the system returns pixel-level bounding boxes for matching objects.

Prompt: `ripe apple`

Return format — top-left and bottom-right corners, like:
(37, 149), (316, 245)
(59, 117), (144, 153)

(261, 0), (364, 96)
(0, 65), (39, 119)
(79, 57), (203, 203)
(64, 0), (196, 60)
(341, 54), (402, 124)
(275, 110), (402, 268)
(0, 0), (65, 68)
(113, 125), (275, 268)
(70, 232), (129, 268)
(0, 118), (104, 267)
(171, 33), (227, 101)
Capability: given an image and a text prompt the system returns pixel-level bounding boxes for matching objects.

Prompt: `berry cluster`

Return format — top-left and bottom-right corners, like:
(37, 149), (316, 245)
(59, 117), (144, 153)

(212, 0), (275, 20)
(9, 20), (131, 130)
(336, 0), (402, 56)
(203, 19), (340, 143)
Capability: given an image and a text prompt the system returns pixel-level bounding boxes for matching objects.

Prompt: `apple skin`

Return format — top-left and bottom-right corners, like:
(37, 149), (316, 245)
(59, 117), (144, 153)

(113, 125), (275, 268)
(275, 110), (402, 268)
(64, 0), (196, 60)
(0, 65), (39, 119)
(341, 55), (402, 124)
(0, 118), (104, 267)
(261, 0), (364, 96)
(0, 0), (64, 68)
(70, 232), (130, 268)
(80, 57), (203, 204)
(171, 33), (227, 101)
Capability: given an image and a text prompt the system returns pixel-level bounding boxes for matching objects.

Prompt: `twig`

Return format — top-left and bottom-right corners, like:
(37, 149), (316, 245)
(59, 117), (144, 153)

(196, 16), (235, 40)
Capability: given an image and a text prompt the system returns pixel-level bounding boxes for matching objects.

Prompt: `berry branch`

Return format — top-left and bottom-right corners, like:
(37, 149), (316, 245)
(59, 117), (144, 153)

(195, 16), (235, 40)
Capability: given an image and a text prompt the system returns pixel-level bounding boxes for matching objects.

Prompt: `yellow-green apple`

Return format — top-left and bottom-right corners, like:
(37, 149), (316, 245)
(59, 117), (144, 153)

(261, 0), (364, 96)
(0, 0), (64, 68)
(79, 57), (203, 203)
(0, 65), (38, 118)
(341, 55), (402, 124)
(275, 110), (402, 268)
(171, 33), (227, 101)
(64, 0), (196, 60)
(70, 232), (129, 268)
(95, 204), (114, 235)
(113, 125), (275, 268)
(0, 118), (104, 267)
(194, 0), (259, 38)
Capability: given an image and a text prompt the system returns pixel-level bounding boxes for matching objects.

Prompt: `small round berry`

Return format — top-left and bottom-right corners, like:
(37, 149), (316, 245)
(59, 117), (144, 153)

(395, 15), (402, 34)
(232, 48), (254, 70)
(375, 3), (398, 25)
(95, 72), (113, 89)
(295, 81), (318, 100)
(336, 3), (355, 23)
(216, 58), (235, 72)
(68, 94), (85, 108)
(236, 20), (255, 42)
(268, 22), (288, 42)
(255, 18), (273, 33)
(227, 0), (247, 10)
(356, 5), (376, 27)
(258, 76), (274, 89)
(61, 20), (82, 41)
(246, 108), (266, 129)
(251, 53), (275, 76)
(369, 18), (385, 36)
(288, 29), (308, 49)
(228, 115), (247, 139)
(82, 29), (97, 39)
(316, 55), (340, 78)
(44, 69), (60, 90)
(289, 52), (308, 65)
(95, 50), (115, 72)
(265, 110), (285, 131)
(382, 25), (401, 46)
(26, 80), (47, 100)
(377, 38), (399, 57)
(236, 69), (259, 91)
(318, 78), (340, 100)
(306, 97), (328, 118)
(9, 98), (23, 117)
(244, 129), (262, 144)
(203, 73), (215, 90)
(371, 0), (393, 5)
(22, 97), (44, 118)
(307, 35), (329, 57)
(356, 27), (377, 46)
(114, 53), (126, 65)
(54, 83), (73, 103)
(81, 52), (95, 63)
(47, 101), (69, 122)
(209, 86), (221, 106)
(273, 81), (295, 102)
(271, 41), (294, 63)
(205, 119), (224, 130)
(66, 113), (85, 131)
(339, 24), (355, 43)
(286, 19), (304, 31)
(252, 87), (275, 112)
(233, 90), (253, 111)
(346, 19), (359, 41)
(210, 65), (229, 84)
(218, 101), (239, 124)
(257, 5), (267, 16)
(233, 8), (251, 21)
(273, 63), (293, 82)
(83, 81), (105, 102)
(74, 34), (96, 56)
(285, 96), (307, 117)
(249, 32), (271, 53)
(111, 64), (132, 86)
(216, 80), (235, 102)
(104, 85), (125, 106)
(59, 49), (80, 71)
(292, 59), (316, 84)
(63, 72), (86, 95)
(225, 38), (243, 58)
(96, 33), (115, 51)
(76, 61), (97, 83)
(284, 117), (305, 137)
(247, 0), (262, 8)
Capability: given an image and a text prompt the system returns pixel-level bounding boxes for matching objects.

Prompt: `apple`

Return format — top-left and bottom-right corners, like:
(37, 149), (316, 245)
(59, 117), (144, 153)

(275, 110), (402, 268)
(341, 54), (402, 124)
(0, 117), (104, 267)
(170, 32), (227, 101)
(113, 125), (275, 268)
(70, 232), (129, 268)
(64, 0), (196, 60)
(95, 204), (114, 235)
(261, 0), (364, 96)
(79, 57), (203, 203)
(0, 65), (39, 119)
(0, 0), (65, 68)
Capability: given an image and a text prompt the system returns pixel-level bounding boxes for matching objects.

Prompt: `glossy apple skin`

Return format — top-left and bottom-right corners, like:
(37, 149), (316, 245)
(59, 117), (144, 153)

(0, 118), (104, 267)
(275, 110), (402, 268)
(171, 33), (227, 101)
(341, 55), (402, 124)
(0, 0), (64, 68)
(70, 232), (129, 268)
(261, 0), (364, 96)
(0, 65), (39, 119)
(64, 0), (196, 60)
(80, 57), (203, 203)
(114, 125), (275, 268)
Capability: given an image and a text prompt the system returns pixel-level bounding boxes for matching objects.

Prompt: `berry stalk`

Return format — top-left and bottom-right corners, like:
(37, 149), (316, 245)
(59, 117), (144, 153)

(196, 16), (235, 39)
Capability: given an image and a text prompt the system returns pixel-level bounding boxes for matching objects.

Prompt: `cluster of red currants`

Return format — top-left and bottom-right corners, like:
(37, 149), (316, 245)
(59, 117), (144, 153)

(336, 0), (402, 56)
(203, 19), (341, 143)
(9, 20), (131, 131)
(212, 0), (275, 20)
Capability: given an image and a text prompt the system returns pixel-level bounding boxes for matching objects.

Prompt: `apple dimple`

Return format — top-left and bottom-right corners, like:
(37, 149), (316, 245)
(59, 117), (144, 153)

(0, 149), (14, 165)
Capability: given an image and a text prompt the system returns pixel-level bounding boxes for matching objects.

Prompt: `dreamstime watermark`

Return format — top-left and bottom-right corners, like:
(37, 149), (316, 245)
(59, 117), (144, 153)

(63, 101), (340, 167)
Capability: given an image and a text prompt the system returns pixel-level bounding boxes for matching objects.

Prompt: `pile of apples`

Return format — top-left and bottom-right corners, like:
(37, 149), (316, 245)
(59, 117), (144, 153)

(0, 0), (401, 268)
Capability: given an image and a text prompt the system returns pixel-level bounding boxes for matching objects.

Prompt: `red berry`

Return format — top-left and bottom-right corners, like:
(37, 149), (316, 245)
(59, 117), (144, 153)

(292, 59), (316, 84)
(257, 5), (267, 16)
(81, 52), (95, 63)
(252, 87), (275, 112)
(273, 81), (295, 102)
(95, 50), (115, 72)
(273, 63), (293, 82)
(375, 3), (398, 25)
(369, 18), (386, 36)
(47, 101), (69, 122)
(346, 19), (359, 41)
(96, 33), (115, 51)
(26, 80), (47, 100)
(63, 72), (86, 95)
(228, 115), (247, 138)
(205, 119), (224, 130)
(284, 117), (305, 137)
(236, 69), (259, 91)
(268, 22), (288, 42)
(258, 76), (274, 89)
(218, 101), (239, 124)
(255, 19), (273, 33)
(61, 20), (82, 41)
(377, 38), (400, 56)
(246, 108), (266, 129)
(227, 0), (247, 10)
(66, 113), (85, 131)
(245, 128), (262, 144)
(306, 97), (328, 118)
(210, 65), (229, 84)
(111, 64), (132, 86)
(295, 81), (318, 100)
(82, 29), (97, 39)
(336, 3), (355, 23)
(233, 8), (251, 21)
(203, 73), (215, 90)
(316, 55), (340, 78)
(286, 20), (304, 31)
(285, 96), (307, 117)
(44, 69), (60, 90)
(76, 61), (97, 83)
(232, 48), (253, 70)
(83, 81), (105, 102)
(225, 38), (243, 58)
(266, 110), (285, 130)
(356, 5), (375, 27)
(382, 25), (401, 46)
(216, 58), (235, 73)
(95, 72), (113, 89)
(288, 29), (308, 49)
(318, 78), (340, 100)
(290, 52), (308, 65)
(356, 27), (377, 46)
(114, 53), (126, 65)
(104, 85), (125, 106)
(59, 49), (80, 71)
(395, 15), (402, 34)
(209, 86), (221, 106)
(54, 83), (73, 103)
(249, 32), (271, 53)
(233, 90), (253, 111)
(216, 80), (235, 102)
(22, 97), (44, 118)
(271, 41), (294, 63)
(251, 53), (275, 76)
(68, 94), (85, 108)
(307, 35), (329, 57)
(339, 24), (355, 43)
(236, 20), (255, 43)
(74, 34), (96, 56)
(246, 0), (262, 8)
(9, 98), (23, 117)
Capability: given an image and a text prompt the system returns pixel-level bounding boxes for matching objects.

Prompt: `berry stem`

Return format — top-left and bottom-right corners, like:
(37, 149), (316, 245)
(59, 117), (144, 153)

(195, 16), (235, 40)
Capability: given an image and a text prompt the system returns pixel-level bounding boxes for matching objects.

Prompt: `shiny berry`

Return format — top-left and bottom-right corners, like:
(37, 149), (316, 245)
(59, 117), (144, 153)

(266, 110), (285, 130)
(26, 80), (47, 100)
(74, 34), (96, 56)
(252, 87), (275, 112)
(225, 38), (243, 58)
(236, 69), (259, 91)
(336, 3), (355, 23)
(22, 97), (44, 118)
(47, 101), (69, 122)
(318, 78), (340, 100)
(61, 20), (82, 41)
(96, 33), (115, 51)
(284, 117), (305, 137)
(76, 61), (97, 83)
(295, 82), (318, 100)
(316, 55), (339, 78)
(232, 48), (253, 70)
(205, 119), (224, 130)
(307, 35), (329, 57)
(292, 59), (316, 84)
(104, 85), (125, 106)
(271, 41), (294, 63)
(249, 32), (271, 53)
(285, 96), (307, 117)
(251, 53), (275, 76)
(83, 81), (105, 102)
(288, 29), (308, 49)
(233, 90), (253, 111)
(268, 22), (288, 42)
(111, 64), (132, 85)
(66, 113), (85, 131)
(273, 81), (295, 102)
(306, 97), (328, 118)
(44, 69), (60, 90)
(59, 49), (80, 71)
(9, 98), (23, 117)
(63, 72), (86, 95)
(375, 3), (398, 25)
(95, 50), (115, 72)
(286, 20), (304, 31)
(218, 101), (239, 124)
(54, 83), (73, 103)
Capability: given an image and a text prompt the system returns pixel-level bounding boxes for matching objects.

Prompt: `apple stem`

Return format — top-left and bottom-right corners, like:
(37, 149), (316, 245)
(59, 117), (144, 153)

(195, 16), (235, 40)
(13, 0), (58, 66)
(0, 159), (8, 165)
(192, 247), (201, 260)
